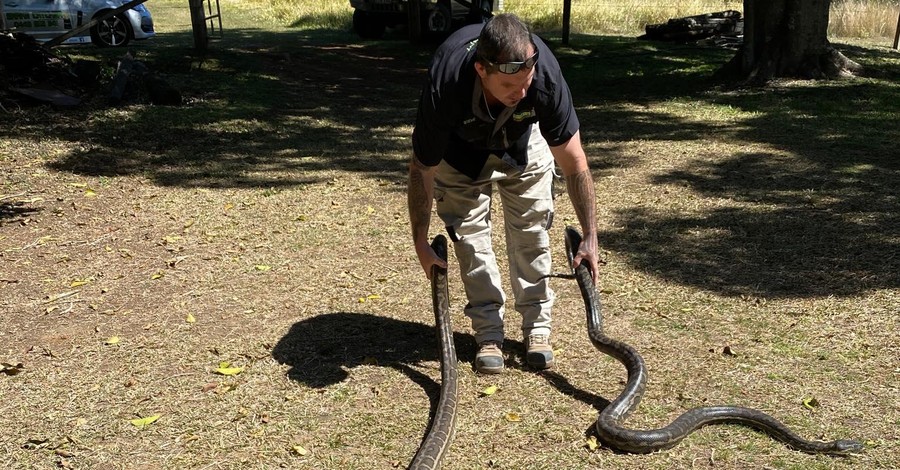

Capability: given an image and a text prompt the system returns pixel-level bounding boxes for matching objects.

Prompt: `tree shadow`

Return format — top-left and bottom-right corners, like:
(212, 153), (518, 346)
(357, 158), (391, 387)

(553, 35), (900, 299)
(7, 27), (896, 299)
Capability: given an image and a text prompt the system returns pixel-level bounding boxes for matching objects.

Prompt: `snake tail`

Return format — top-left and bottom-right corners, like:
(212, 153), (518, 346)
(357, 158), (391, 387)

(563, 226), (863, 456)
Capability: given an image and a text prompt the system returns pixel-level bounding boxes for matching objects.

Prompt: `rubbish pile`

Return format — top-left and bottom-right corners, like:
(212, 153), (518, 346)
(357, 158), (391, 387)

(0, 30), (180, 109)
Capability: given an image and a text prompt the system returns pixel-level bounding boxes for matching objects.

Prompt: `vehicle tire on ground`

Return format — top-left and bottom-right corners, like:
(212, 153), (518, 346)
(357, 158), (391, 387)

(423, 2), (452, 34)
(91, 12), (133, 47)
(353, 9), (387, 39)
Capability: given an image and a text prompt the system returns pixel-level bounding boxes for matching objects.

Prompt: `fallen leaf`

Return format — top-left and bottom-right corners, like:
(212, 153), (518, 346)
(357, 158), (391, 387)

(292, 444), (308, 456)
(1, 362), (25, 376)
(22, 438), (49, 449)
(201, 382), (218, 392)
(129, 414), (160, 428)
(69, 279), (91, 287)
(84, 189), (97, 198)
(186, 313), (196, 324)
(802, 397), (820, 410)
(505, 412), (521, 422)
(151, 272), (164, 280)
(585, 435), (600, 451)
(105, 336), (120, 345)
(254, 265), (272, 272)
(217, 383), (238, 394)
(214, 363), (243, 376)
(480, 385), (499, 397)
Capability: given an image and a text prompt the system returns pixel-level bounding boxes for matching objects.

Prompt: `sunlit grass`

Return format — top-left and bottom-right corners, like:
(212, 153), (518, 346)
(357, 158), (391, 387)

(181, 0), (897, 38)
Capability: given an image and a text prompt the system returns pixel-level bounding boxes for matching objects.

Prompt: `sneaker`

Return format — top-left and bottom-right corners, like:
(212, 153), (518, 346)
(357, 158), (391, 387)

(475, 341), (504, 374)
(525, 334), (554, 370)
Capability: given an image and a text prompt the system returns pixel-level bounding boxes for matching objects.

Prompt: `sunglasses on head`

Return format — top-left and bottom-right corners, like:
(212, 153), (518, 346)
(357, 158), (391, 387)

(484, 50), (539, 74)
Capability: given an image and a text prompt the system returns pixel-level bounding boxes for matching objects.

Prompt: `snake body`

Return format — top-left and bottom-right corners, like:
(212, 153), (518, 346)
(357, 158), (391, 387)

(563, 226), (863, 455)
(409, 234), (458, 470)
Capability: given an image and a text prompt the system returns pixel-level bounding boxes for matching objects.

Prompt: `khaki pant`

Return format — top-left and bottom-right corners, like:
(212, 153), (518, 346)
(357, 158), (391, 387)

(434, 125), (555, 345)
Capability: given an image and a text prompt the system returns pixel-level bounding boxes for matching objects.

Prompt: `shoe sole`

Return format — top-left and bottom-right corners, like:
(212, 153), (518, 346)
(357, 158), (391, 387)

(526, 352), (554, 370)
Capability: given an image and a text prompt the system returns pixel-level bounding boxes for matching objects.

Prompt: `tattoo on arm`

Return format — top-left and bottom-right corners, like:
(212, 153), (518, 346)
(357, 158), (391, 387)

(566, 169), (597, 235)
(408, 158), (433, 243)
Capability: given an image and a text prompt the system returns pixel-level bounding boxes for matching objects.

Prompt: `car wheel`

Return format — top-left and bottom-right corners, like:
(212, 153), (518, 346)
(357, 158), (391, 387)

(353, 9), (386, 40)
(91, 13), (133, 47)
(424, 3), (452, 34)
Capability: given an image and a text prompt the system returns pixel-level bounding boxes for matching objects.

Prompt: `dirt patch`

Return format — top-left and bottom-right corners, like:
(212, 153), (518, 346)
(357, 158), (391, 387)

(1, 29), (898, 470)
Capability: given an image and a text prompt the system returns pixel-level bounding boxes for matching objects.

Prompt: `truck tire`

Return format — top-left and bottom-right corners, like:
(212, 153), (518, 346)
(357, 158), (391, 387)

(353, 9), (386, 39)
(423, 3), (452, 34)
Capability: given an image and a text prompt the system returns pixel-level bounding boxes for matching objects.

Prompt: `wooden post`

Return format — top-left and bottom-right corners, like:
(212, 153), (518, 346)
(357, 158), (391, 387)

(893, 8), (899, 50)
(408, 0), (423, 42)
(189, 0), (208, 51)
(562, 0), (571, 45)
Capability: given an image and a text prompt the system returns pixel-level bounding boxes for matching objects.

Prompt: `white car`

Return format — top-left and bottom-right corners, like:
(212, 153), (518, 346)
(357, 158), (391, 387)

(2, 0), (155, 47)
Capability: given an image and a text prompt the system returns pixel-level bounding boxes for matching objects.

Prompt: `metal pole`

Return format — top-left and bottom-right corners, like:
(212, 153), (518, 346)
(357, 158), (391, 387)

(562, 0), (571, 45)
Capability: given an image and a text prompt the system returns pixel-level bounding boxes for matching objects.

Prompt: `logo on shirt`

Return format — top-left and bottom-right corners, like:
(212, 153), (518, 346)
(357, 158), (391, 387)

(466, 39), (478, 52)
(512, 109), (536, 121)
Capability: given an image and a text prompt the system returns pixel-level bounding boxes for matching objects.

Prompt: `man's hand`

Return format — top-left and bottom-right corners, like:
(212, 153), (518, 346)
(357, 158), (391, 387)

(415, 239), (448, 280)
(572, 234), (599, 282)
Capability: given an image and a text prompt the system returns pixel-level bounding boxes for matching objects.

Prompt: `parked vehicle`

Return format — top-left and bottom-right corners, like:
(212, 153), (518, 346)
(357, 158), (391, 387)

(1, 0), (155, 47)
(350, 0), (499, 39)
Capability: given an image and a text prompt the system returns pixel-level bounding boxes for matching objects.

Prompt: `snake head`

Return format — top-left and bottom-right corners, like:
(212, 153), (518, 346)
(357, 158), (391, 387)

(831, 439), (865, 455)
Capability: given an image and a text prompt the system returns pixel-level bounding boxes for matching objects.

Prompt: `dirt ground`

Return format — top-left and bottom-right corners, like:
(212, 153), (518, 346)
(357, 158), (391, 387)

(1, 30), (898, 470)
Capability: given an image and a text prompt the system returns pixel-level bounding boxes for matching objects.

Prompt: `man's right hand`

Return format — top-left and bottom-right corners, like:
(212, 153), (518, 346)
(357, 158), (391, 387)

(415, 240), (448, 280)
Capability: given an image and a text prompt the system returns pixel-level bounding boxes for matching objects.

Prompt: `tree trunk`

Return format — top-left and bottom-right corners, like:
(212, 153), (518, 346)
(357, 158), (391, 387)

(722, 0), (862, 82)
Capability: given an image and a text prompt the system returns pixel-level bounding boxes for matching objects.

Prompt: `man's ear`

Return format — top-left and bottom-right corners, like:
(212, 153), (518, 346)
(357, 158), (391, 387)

(474, 61), (488, 79)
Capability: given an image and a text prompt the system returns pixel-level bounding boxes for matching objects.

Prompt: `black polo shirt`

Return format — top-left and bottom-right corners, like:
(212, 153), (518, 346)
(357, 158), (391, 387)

(412, 24), (580, 180)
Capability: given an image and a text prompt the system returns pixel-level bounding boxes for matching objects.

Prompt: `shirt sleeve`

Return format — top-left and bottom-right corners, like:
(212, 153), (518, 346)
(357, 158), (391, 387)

(412, 74), (451, 167)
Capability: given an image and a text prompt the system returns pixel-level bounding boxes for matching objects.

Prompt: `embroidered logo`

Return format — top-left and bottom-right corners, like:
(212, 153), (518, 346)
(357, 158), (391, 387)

(466, 39), (478, 52)
(512, 109), (536, 121)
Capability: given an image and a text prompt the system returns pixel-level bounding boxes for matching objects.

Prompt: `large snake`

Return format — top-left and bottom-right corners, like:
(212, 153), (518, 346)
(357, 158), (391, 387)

(409, 234), (458, 470)
(562, 225), (864, 455)
(407, 229), (862, 469)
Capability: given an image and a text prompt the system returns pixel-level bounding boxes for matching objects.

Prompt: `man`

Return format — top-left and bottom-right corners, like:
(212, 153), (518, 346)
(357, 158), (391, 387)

(408, 13), (599, 374)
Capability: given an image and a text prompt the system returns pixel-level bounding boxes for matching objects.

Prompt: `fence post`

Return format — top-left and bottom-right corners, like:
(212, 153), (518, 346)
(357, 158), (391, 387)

(893, 8), (899, 50)
(562, 0), (571, 45)
(189, 0), (209, 51)
(408, 0), (422, 42)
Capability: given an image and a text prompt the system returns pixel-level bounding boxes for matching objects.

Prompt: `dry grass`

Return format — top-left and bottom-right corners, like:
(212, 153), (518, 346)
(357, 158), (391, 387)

(1, 1), (899, 469)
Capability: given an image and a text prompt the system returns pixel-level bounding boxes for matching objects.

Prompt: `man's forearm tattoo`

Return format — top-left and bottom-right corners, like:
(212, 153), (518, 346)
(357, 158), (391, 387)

(408, 165), (432, 240)
(566, 169), (597, 234)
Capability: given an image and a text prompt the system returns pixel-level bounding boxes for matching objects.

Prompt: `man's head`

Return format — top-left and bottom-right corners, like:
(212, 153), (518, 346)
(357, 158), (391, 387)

(474, 14), (538, 108)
